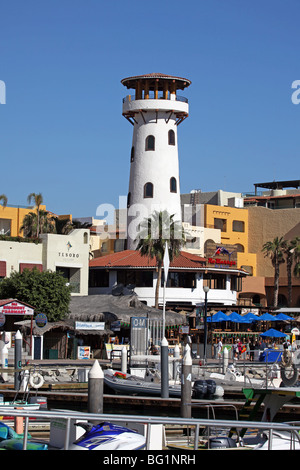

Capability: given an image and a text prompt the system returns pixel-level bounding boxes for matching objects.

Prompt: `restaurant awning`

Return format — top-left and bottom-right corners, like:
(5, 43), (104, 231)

(260, 328), (287, 338)
(227, 312), (250, 323)
(207, 311), (228, 322)
(274, 313), (293, 321)
(256, 313), (276, 321)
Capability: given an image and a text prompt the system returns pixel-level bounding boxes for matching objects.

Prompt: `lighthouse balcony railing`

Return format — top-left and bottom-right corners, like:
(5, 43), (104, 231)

(123, 93), (188, 103)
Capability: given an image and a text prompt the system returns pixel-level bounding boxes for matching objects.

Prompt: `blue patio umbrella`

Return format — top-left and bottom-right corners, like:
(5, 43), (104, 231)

(227, 312), (250, 323)
(260, 328), (287, 338)
(207, 311), (228, 322)
(274, 313), (293, 321)
(242, 312), (258, 322)
(256, 313), (276, 321)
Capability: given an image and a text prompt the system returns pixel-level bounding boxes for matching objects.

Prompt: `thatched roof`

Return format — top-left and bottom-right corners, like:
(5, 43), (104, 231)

(68, 294), (185, 326)
(16, 294), (186, 336)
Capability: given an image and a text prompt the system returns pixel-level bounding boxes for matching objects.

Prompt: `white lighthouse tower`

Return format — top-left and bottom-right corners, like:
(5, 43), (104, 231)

(121, 73), (191, 249)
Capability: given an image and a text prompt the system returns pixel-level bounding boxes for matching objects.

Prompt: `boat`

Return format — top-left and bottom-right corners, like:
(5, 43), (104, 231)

(104, 369), (182, 397)
(253, 429), (300, 450)
(206, 364), (282, 389)
(0, 401), (41, 412)
(68, 422), (146, 450)
(0, 395), (47, 413)
(104, 369), (224, 398)
(0, 420), (48, 450)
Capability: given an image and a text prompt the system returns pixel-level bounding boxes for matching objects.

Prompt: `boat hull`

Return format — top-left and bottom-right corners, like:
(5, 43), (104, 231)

(104, 371), (182, 397)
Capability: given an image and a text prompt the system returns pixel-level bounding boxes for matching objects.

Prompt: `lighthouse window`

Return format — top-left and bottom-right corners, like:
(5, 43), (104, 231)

(168, 130), (175, 145)
(170, 177), (177, 193)
(144, 182), (153, 198)
(145, 135), (155, 151)
(131, 146), (135, 162)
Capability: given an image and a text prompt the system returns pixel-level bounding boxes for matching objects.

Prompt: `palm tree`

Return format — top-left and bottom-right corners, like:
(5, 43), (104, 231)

(20, 210), (56, 238)
(54, 217), (74, 235)
(19, 212), (37, 238)
(27, 193), (43, 238)
(135, 210), (185, 308)
(283, 237), (300, 307)
(293, 241), (300, 278)
(0, 195), (7, 208)
(262, 236), (286, 307)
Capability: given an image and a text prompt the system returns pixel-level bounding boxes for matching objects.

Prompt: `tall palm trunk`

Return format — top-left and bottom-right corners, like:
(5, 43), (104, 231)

(262, 236), (285, 308)
(286, 253), (293, 307)
(273, 263), (280, 308)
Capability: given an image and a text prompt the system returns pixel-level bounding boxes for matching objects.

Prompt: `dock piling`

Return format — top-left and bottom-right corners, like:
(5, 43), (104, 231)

(181, 344), (192, 419)
(88, 360), (104, 421)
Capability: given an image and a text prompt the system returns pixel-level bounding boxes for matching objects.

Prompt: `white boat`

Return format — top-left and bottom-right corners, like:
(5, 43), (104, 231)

(104, 369), (224, 399)
(207, 364), (282, 389)
(104, 369), (182, 397)
(252, 430), (300, 450)
(0, 401), (41, 412)
(0, 396), (46, 413)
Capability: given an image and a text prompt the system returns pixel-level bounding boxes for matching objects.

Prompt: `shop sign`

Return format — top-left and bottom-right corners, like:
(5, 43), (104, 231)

(208, 257), (236, 267)
(131, 317), (147, 329)
(58, 252), (80, 258)
(58, 240), (80, 259)
(179, 326), (189, 334)
(0, 301), (34, 316)
(111, 320), (121, 331)
(35, 313), (48, 328)
(75, 321), (105, 330)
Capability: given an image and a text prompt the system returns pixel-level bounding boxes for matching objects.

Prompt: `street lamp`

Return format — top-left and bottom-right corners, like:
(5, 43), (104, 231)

(203, 286), (210, 363)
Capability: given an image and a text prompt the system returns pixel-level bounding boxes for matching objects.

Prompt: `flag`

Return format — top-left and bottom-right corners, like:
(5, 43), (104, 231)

(163, 242), (170, 282)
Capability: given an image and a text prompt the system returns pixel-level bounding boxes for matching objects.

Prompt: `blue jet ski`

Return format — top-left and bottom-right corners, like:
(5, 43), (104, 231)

(68, 422), (146, 450)
(0, 421), (47, 450)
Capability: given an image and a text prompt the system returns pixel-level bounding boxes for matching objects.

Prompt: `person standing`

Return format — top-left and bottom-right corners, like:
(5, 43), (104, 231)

(216, 337), (223, 359)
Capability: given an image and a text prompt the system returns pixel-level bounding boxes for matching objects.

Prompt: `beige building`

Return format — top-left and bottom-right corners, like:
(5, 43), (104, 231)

(241, 205), (300, 307)
(0, 229), (90, 295)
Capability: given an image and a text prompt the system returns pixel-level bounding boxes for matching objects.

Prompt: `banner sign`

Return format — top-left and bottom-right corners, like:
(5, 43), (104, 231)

(75, 321), (105, 331)
(0, 301), (34, 316)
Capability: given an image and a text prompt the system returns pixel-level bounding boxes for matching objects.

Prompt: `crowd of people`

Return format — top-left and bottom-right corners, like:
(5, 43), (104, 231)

(215, 336), (291, 361)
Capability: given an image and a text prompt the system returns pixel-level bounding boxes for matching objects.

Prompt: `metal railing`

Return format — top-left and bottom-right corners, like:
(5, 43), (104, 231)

(2, 408), (300, 450)
(123, 93), (188, 103)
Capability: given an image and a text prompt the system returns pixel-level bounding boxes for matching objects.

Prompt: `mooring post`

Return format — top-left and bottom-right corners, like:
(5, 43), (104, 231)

(222, 346), (229, 374)
(121, 346), (127, 374)
(88, 361), (104, 421)
(181, 343), (192, 419)
(173, 343), (180, 380)
(14, 331), (22, 391)
(161, 337), (169, 398)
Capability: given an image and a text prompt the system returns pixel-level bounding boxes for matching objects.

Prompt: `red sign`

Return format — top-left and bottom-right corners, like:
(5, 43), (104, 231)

(208, 257), (236, 267)
(0, 301), (34, 316)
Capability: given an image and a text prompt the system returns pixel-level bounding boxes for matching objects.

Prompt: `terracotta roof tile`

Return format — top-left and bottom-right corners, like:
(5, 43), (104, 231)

(89, 250), (206, 269)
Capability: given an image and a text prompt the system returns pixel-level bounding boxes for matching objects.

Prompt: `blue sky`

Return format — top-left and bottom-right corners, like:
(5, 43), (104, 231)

(0, 0), (299, 219)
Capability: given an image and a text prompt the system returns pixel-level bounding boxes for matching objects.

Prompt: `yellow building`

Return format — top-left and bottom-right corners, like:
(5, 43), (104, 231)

(204, 204), (257, 276)
(0, 203), (47, 237)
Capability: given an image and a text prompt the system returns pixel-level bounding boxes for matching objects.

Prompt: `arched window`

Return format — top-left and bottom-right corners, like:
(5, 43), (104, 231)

(127, 192), (131, 208)
(145, 135), (155, 151)
(235, 243), (244, 253)
(170, 177), (177, 193)
(168, 129), (175, 145)
(130, 146), (135, 162)
(144, 182), (153, 198)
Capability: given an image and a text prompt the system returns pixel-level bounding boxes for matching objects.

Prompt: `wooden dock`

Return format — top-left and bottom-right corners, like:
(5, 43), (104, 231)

(1, 382), (300, 421)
